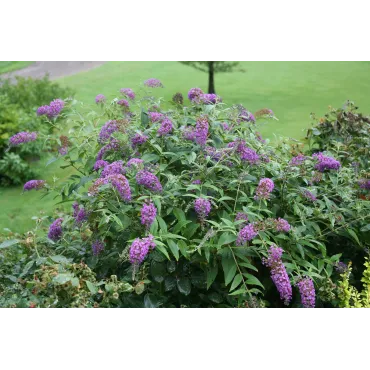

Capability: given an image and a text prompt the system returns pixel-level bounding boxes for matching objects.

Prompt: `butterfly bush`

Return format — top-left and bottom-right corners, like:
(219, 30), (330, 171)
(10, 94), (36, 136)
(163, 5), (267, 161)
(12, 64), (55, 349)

(9, 132), (37, 146)
(22, 81), (370, 309)
(95, 94), (106, 104)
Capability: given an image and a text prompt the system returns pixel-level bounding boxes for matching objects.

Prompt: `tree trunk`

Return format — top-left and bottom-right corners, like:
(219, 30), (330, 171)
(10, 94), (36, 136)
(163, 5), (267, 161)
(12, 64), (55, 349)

(208, 61), (215, 94)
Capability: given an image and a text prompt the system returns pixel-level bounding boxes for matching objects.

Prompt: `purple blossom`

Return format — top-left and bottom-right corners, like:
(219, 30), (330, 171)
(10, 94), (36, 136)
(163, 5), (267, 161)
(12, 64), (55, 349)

(205, 146), (223, 161)
(48, 218), (63, 241)
(90, 174), (131, 201)
(194, 198), (211, 219)
(235, 212), (249, 226)
(254, 178), (274, 200)
(120, 88), (135, 100)
(157, 118), (173, 136)
(228, 140), (259, 164)
(58, 146), (68, 156)
(75, 207), (88, 225)
(236, 223), (258, 246)
(199, 93), (222, 104)
(136, 170), (163, 193)
(129, 234), (156, 264)
(37, 105), (50, 116)
(335, 261), (348, 274)
(192, 180), (201, 185)
(92, 240), (105, 256)
(237, 105), (255, 123)
(72, 202), (79, 218)
(131, 133), (148, 148)
(94, 160), (109, 171)
(96, 139), (120, 161)
(359, 179), (370, 190)
(262, 245), (292, 305)
(183, 126), (196, 141)
(98, 120), (119, 144)
(101, 161), (125, 178)
(275, 218), (291, 233)
(23, 180), (46, 191)
(255, 132), (266, 144)
(141, 202), (157, 228)
(117, 99), (129, 109)
(195, 116), (209, 146)
(290, 154), (306, 166)
(126, 158), (144, 170)
(95, 94), (106, 104)
(9, 132), (37, 146)
(221, 122), (231, 131)
(47, 99), (65, 118)
(148, 112), (164, 123)
(296, 277), (315, 308)
(312, 152), (341, 172)
(302, 189), (317, 202)
(144, 78), (163, 88)
(188, 87), (204, 102)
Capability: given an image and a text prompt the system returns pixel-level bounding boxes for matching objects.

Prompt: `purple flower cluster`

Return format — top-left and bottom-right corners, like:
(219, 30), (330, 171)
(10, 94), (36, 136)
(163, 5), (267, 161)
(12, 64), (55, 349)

(236, 223), (258, 246)
(48, 218), (63, 241)
(94, 160), (109, 171)
(9, 131), (37, 146)
(72, 202), (88, 225)
(235, 212), (249, 226)
(144, 78), (163, 88)
(255, 132), (266, 144)
(221, 122), (231, 131)
(312, 152), (341, 172)
(302, 189), (317, 202)
(126, 158), (144, 169)
(157, 118), (173, 136)
(96, 139), (120, 161)
(199, 93), (222, 104)
(90, 174), (131, 201)
(120, 88), (135, 100)
(95, 94), (106, 104)
(192, 179), (201, 185)
(359, 179), (370, 190)
(194, 198), (211, 219)
(98, 120), (119, 144)
(129, 234), (156, 264)
(136, 170), (163, 193)
(195, 116), (209, 146)
(37, 99), (65, 119)
(131, 133), (148, 147)
(101, 161), (125, 178)
(274, 218), (291, 233)
(262, 245), (292, 305)
(92, 240), (105, 256)
(188, 87), (203, 102)
(205, 146), (223, 161)
(141, 202), (157, 228)
(237, 105), (255, 123)
(117, 99), (129, 109)
(183, 126), (196, 141)
(290, 154), (306, 166)
(148, 112), (164, 123)
(254, 178), (274, 200)
(23, 180), (46, 191)
(335, 261), (348, 274)
(296, 277), (315, 308)
(228, 141), (259, 164)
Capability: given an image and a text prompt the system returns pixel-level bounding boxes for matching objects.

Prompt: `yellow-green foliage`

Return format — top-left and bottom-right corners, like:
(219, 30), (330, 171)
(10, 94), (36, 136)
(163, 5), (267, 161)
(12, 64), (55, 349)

(338, 259), (370, 308)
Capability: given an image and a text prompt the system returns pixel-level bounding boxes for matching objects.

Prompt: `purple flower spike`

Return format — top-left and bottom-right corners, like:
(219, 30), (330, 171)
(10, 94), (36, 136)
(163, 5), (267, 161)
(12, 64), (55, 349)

(194, 198), (211, 219)
(48, 218), (63, 241)
(37, 105), (50, 116)
(120, 88), (135, 100)
(144, 78), (163, 88)
(263, 245), (292, 305)
(157, 118), (173, 136)
(131, 133), (148, 147)
(9, 132), (37, 146)
(95, 94), (106, 104)
(141, 202), (157, 229)
(296, 277), (315, 308)
(136, 170), (163, 193)
(47, 99), (64, 118)
(236, 223), (258, 246)
(254, 178), (274, 200)
(92, 240), (105, 256)
(129, 234), (156, 265)
(275, 218), (291, 233)
(188, 87), (203, 102)
(23, 180), (46, 191)
(195, 116), (209, 146)
(312, 152), (341, 172)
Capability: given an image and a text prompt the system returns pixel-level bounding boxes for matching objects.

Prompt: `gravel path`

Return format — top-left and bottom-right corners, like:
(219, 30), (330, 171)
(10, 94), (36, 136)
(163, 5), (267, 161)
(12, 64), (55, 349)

(0, 61), (106, 80)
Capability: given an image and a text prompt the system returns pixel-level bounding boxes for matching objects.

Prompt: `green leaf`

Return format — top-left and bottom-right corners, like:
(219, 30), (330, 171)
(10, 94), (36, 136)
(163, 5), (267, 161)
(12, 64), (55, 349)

(360, 224), (370, 232)
(46, 156), (59, 167)
(164, 276), (177, 291)
(144, 294), (160, 308)
(20, 260), (34, 277)
(173, 208), (186, 223)
(230, 274), (243, 292)
(52, 273), (73, 285)
(243, 273), (264, 289)
(0, 239), (19, 249)
(141, 153), (160, 163)
(157, 216), (167, 233)
(218, 232), (237, 246)
(183, 223), (199, 239)
(347, 229), (361, 246)
(86, 281), (98, 294)
(177, 277), (191, 295)
(207, 263), (218, 289)
(172, 220), (192, 234)
(222, 251), (237, 286)
(49, 255), (70, 264)
(167, 240), (180, 260)
(150, 261), (167, 283)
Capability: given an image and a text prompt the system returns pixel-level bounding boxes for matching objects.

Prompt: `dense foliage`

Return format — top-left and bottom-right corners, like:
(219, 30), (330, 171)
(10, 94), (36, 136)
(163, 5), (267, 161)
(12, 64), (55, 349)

(1, 83), (369, 308)
(0, 76), (73, 185)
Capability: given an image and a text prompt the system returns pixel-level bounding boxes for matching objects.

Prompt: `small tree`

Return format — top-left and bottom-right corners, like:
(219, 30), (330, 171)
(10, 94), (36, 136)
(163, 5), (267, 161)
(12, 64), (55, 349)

(180, 61), (241, 94)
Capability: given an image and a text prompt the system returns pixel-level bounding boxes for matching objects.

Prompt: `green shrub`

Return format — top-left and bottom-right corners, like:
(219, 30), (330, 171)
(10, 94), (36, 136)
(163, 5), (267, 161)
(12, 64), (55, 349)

(1, 83), (370, 308)
(0, 152), (37, 186)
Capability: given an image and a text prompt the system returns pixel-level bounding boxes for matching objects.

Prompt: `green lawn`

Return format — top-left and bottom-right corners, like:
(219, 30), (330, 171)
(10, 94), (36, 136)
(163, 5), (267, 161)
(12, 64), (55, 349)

(0, 61), (34, 74)
(2, 61), (370, 233)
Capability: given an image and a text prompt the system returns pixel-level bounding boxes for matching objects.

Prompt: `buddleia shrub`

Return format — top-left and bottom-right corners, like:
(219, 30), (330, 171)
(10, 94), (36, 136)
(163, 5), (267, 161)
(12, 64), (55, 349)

(2, 82), (370, 308)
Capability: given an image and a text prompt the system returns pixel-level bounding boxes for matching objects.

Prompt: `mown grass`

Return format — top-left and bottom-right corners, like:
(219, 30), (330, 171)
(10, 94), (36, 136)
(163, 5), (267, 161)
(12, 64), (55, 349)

(0, 61), (34, 74)
(2, 61), (370, 233)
